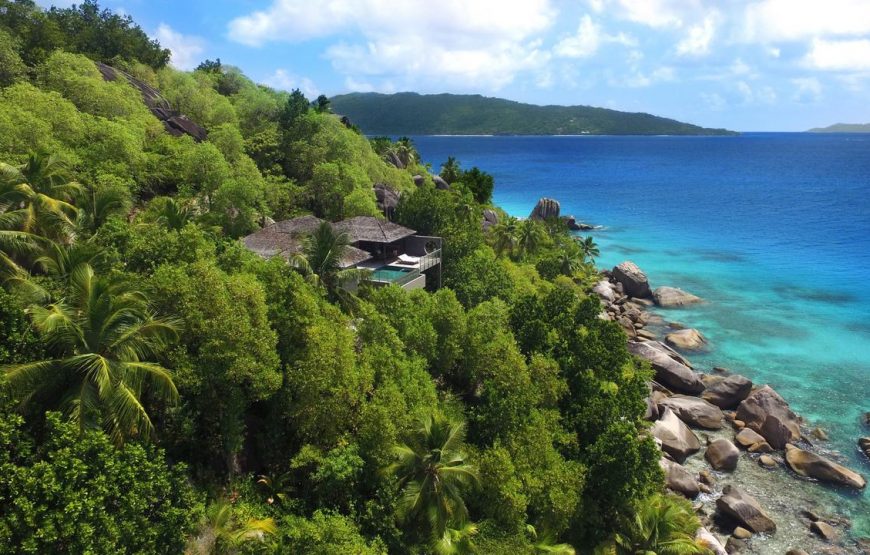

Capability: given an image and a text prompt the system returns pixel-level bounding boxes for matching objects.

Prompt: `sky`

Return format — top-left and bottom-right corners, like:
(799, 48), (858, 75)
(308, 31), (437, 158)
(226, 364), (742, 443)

(40, 0), (870, 131)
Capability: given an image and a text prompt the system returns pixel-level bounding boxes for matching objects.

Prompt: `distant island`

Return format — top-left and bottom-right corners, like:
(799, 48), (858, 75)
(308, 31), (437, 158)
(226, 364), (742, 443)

(807, 122), (870, 133)
(331, 92), (736, 136)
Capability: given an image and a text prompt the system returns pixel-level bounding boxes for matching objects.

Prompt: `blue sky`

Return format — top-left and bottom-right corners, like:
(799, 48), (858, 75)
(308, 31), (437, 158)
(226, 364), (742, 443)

(42, 0), (870, 131)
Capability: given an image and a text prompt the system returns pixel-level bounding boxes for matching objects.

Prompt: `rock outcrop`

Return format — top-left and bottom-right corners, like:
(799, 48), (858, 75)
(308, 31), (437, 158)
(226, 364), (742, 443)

(651, 408), (701, 463)
(665, 328), (707, 351)
(374, 183), (400, 220)
(432, 175), (450, 190)
(627, 341), (705, 394)
(413, 174), (425, 186)
(612, 261), (652, 298)
(716, 485), (776, 533)
(529, 197), (560, 220)
(660, 457), (700, 498)
(482, 209), (499, 230)
(702, 374), (753, 409)
(705, 438), (740, 471)
(658, 395), (724, 429)
(652, 286), (702, 307)
(736, 386), (801, 449)
(592, 280), (617, 303)
(734, 428), (766, 449)
(860, 437), (870, 459)
(784, 445), (866, 489)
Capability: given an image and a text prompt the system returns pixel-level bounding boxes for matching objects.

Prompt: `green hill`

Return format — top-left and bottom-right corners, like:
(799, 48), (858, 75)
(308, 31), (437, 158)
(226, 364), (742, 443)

(331, 92), (735, 136)
(807, 122), (870, 133)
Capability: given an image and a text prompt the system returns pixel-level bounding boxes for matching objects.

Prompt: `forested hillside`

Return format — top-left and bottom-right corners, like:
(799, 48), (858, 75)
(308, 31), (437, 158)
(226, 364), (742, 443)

(0, 2), (706, 554)
(331, 92), (735, 136)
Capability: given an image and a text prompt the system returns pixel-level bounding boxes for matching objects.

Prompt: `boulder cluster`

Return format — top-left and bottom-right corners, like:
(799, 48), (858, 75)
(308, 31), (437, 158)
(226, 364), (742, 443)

(590, 258), (869, 553)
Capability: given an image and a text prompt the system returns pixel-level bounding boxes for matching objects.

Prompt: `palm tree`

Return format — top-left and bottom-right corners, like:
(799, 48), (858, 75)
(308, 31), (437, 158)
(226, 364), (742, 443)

(440, 156), (462, 184)
(186, 500), (277, 555)
(385, 412), (478, 541)
(152, 196), (194, 231)
(434, 521), (478, 555)
(491, 217), (519, 258)
(0, 152), (83, 242)
(3, 264), (179, 445)
(602, 494), (711, 555)
(291, 222), (370, 306)
(76, 182), (130, 235)
(516, 219), (546, 259)
(256, 470), (294, 506)
(396, 137), (419, 168)
(527, 525), (576, 555)
(577, 236), (600, 264)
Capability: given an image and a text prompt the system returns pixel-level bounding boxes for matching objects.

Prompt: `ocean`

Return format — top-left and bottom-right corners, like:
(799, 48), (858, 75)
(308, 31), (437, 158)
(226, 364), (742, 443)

(413, 133), (870, 549)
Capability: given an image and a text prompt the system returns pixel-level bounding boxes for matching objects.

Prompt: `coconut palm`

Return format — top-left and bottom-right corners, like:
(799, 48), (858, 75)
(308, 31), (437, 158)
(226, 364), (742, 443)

(290, 221), (370, 306)
(386, 412), (478, 541)
(601, 494), (711, 555)
(76, 182), (130, 235)
(433, 521), (478, 555)
(578, 236), (600, 264)
(256, 470), (294, 506)
(395, 136), (419, 168)
(527, 525), (576, 555)
(2, 264), (179, 445)
(491, 217), (519, 258)
(152, 196), (195, 231)
(517, 219), (546, 258)
(186, 500), (277, 555)
(0, 152), (83, 241)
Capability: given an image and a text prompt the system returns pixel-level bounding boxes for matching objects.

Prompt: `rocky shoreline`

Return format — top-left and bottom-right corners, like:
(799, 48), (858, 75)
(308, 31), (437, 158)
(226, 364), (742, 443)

(594, 260), (870, 554)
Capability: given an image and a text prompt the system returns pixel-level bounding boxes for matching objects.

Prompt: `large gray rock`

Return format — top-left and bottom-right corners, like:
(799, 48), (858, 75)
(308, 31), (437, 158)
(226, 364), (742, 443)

(734, 428), (766, 449)
(627, 341), (705, 394)
(432, 175), (450, 190)
(482, 209), (499, 226)
(612, 261), (652, 298)
(716, 485), (776, 533)
(653, 286), (702, 307)
(736, 386), (801, 449)
(529, 197), (560, 220)
(412, 174), (425, 186)
(859, 437), (870, 459)
(592, 280), (617, 303)
(705, 438), (740, 471)
(702, 374), (753, 409)
(696, 528), (728, 555)
(659, 395), (724, 429)
(665, 328), (707, 351)
(373, 183), (400, 219)
(784, 445), (866, 489)
(660, 457), (700, 498)
(651, 407), (701, 463)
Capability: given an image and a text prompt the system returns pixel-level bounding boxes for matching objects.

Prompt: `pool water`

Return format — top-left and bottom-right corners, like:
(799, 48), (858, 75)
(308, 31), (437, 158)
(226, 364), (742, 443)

(370, 266), (413, 282)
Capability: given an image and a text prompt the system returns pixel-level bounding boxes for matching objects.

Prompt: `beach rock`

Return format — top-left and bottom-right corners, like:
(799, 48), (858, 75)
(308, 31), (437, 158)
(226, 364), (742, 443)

(696, 527), (728, 555)
(759, 455), (776, 468)
(732, 527), (752, 540)
(412, 174), (425, 186)
(862, 411), (870, 428)
(432, 175), (450, 190)
(784, 446), (866, 489)
(748, 441), (773, 453)
(706, 439), (740, 471)
(592, 280), (617, 303)
(665, 328), (707, 351)
(702, 374), (754, 409)
(736, 386), (802, 449)
(810, 427), (829, 441)
(735, 427), (765, 447)
(725, 536), (746, 554)
(627, 341), (705, 394)
(652, 408), (702, 463)
(660, 457), (700, 498)
(699, 469), (715, 485)
(529, 197), (560, 220)
(659, 395), (725, 429)
(637, 329), (658, 340)
(612, 261), (652, 298)
(716, 485), (777, 533)
(644, 397), (659, 421)
(811, 521), (837, 541)
(786, 550), (809, 555)
(859, 437), (870, 459)
(653, 286), (702, 307)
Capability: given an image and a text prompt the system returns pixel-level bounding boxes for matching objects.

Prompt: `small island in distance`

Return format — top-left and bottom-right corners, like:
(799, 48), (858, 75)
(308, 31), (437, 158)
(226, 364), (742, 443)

(331, 92), (736, 136)
(807, 122), (870, 133)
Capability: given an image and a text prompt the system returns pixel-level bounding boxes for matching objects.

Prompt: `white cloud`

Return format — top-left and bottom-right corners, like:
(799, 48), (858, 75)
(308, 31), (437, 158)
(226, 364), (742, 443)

(154, 23), (205, 71)
(676, 14), (717, 57)
(701, 91), (726, 111)
(612, 0), (689, 28)
(262, 69), (321, 98)
(554, 15), (636, 59)
(618, 66), (676, 88)
(228, 0), (556, 90)
(736, 80), (776, 104)
(791, 77), (822, 102)
(803, 38), (870, 72)
(742, 0), (870, 43)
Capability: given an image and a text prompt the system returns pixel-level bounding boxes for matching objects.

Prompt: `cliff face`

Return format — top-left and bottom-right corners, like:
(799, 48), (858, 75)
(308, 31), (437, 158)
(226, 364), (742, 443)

(96, 62), (207, 141)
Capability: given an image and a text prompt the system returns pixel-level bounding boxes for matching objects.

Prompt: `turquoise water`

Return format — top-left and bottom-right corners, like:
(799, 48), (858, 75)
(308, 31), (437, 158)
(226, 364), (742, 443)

(413, 134), (870, 539)
(370, 266), (414, 283)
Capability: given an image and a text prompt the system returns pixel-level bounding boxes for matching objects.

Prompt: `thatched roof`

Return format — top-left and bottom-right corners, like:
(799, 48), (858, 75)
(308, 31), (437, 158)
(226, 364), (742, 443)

(242, 215), (373, 268)
(333, 216), (416, 244)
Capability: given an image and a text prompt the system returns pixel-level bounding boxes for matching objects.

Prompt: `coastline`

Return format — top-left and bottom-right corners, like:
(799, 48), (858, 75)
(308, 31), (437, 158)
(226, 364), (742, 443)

(592, 258), (869, 554)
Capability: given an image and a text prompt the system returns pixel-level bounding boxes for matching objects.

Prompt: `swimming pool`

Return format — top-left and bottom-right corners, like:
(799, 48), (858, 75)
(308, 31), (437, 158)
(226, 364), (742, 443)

(369, 266), (415, 283)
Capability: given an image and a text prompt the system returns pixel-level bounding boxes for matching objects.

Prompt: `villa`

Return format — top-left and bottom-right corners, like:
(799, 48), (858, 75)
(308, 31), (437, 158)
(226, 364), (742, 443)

(242, 215), (443, 291)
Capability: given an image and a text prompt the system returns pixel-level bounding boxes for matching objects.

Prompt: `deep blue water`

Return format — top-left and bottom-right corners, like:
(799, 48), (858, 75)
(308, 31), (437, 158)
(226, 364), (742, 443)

(413, 133), (870, 538)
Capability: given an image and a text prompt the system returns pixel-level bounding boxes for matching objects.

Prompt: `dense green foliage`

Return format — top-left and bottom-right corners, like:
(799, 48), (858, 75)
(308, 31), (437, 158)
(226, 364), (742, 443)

(331, 92), (736, 136)
(0, 3), (670, 553)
